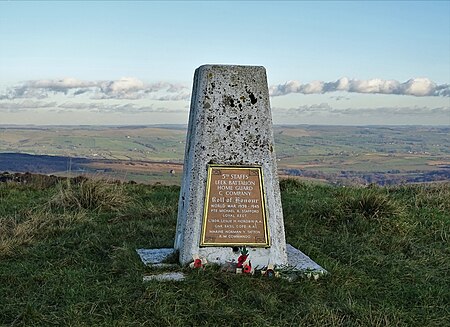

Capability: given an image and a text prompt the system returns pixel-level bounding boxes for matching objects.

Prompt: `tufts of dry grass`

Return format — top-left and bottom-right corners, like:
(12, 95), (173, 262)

(343, 188), (405, 220)
(48, 178), (130, 212)
(1, 178), (449, 326)
(0, 210), (88, 258)
(413, 182), (450, 212)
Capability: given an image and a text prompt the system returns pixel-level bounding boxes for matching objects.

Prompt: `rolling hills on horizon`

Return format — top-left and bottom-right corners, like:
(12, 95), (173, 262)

(1, 124), (449, 185)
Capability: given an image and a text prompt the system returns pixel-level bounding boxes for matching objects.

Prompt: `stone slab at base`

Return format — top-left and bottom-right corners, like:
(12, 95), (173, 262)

(286, 244), (327, 274)
(136, 248), (176, 266)
(136, 245), (326, 276)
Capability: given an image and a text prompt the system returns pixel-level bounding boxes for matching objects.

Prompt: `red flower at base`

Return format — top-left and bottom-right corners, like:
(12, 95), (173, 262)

(243, 261), (252, 274)
(193, 259), (202, 268)
(236, 255), (248, 268)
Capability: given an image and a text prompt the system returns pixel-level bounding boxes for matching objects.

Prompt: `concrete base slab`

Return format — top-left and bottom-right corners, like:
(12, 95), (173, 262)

(136, 245), (326, 280)
(136, 248), (176, 266)
(286, 244), (327, 274)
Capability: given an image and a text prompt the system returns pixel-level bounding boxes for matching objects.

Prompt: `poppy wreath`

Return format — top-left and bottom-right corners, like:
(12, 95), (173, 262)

(236, 247), (249, 269)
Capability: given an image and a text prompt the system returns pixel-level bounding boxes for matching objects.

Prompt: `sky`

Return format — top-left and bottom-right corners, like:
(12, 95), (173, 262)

(0, 1), (449, 126)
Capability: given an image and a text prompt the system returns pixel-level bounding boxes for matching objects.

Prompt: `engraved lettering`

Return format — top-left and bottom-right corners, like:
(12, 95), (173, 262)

(201, 166), (269, 246)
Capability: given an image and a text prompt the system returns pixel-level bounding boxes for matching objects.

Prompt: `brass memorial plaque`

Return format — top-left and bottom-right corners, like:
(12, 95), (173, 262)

(200, 165), (270, 247)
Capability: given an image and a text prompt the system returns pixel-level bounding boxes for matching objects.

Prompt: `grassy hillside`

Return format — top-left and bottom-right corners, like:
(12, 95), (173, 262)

(1, 176), (449, 326)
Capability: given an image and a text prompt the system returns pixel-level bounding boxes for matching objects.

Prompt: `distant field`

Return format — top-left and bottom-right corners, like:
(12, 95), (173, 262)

(0, 126), (186, 161)
(1, 125), (449, 185)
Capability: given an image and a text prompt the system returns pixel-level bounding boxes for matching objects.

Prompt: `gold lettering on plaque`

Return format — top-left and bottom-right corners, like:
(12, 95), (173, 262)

(200, 165), (270, 247)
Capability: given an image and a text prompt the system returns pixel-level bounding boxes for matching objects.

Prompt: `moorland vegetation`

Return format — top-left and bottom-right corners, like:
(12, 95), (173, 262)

(1, 175), (449, 326)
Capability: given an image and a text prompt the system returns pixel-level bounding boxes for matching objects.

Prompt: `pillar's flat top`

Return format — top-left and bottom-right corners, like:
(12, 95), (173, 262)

(196, 64), (266, 72)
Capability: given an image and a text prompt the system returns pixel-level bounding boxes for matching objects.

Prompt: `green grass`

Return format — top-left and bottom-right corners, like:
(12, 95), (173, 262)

(1, 177), (449, 326)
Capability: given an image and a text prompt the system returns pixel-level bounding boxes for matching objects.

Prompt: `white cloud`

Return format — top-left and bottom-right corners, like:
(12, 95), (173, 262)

(0, 100), (57, 112)
(57, 102), (188, 113)
(151, 92), (191, 101)
(274, 104), (450, 116)
(0, 99), (188, 114)
(0, 78), (191, 101)
(2, 76), (448, 101)
(28, 78), (98, 90)
(270, 77), (450, 97)
(98, 77), (146, 99)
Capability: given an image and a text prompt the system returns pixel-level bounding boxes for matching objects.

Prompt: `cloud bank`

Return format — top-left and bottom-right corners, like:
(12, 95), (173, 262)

(0, 100), (187, 114)
(0, 77), (191, 101)
(2, 99), (447, 119)
(269, 77), (450, 97)
(274, 104), (449, 116)
(2, 77), (449, 103)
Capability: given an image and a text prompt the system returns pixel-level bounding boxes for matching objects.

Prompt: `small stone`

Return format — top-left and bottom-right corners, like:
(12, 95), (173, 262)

(143, 272), (185, 282)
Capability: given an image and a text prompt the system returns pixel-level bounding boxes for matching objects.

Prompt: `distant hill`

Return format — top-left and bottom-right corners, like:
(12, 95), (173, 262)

(0, 153), (89, 174)
(1, 125), (449, 185)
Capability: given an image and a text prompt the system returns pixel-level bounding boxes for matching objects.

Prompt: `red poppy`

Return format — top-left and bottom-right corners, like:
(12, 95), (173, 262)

(243, 262), (252, 274)
(193, 258), (202, 268)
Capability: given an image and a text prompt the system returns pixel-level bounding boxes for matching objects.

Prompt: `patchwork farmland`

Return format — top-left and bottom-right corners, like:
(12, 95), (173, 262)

(1, 125), (448, 185)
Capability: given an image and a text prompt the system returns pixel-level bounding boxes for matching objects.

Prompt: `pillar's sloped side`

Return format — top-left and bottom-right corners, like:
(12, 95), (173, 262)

(175, 65), (287, 267)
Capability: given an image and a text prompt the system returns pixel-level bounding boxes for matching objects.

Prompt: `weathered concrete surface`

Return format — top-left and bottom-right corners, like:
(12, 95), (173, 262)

(136, 248), (176, 266)
(136, 245), (327, 278)
(286, 244), (327, 274)
(174, 65), (288, 267)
